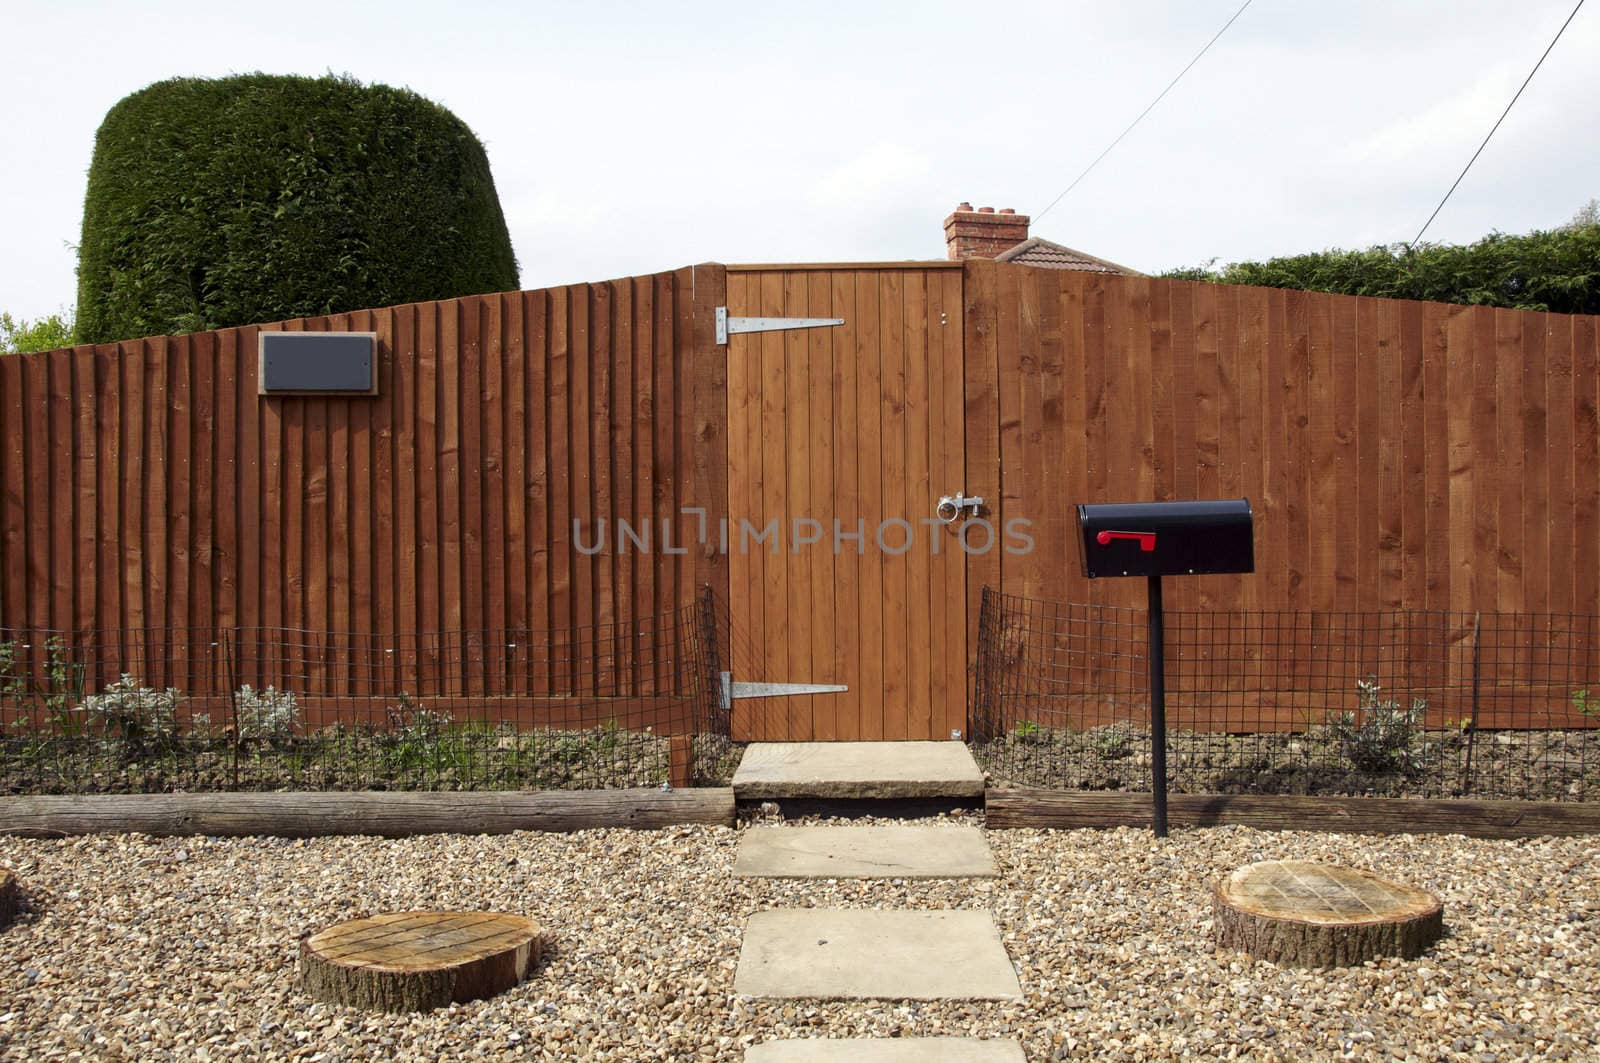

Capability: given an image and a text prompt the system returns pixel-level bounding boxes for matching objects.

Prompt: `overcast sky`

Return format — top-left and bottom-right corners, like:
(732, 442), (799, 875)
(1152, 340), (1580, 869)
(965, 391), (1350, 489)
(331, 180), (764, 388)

(4, 0), (1597, 323)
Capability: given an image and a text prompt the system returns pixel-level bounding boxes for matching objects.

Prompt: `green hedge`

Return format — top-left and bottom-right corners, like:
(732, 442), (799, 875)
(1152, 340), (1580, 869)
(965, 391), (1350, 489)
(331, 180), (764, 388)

(1162, 223), (1600, 315)
(76, 74), (519, 345)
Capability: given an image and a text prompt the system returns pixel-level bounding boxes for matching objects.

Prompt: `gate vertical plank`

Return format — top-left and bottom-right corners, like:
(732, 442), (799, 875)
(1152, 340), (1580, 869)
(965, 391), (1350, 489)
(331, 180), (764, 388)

(782, 271), (813, 739)
(879, 269), (909, 741)
(807, 270), (839, 741)
(756, 271), (790, 737)
(725, 271), (756, 732)
(830, 270), (861, 740)
(939, 268), (969, 739)
(855, 270), (885, 741)
(903, 270), (933, 739)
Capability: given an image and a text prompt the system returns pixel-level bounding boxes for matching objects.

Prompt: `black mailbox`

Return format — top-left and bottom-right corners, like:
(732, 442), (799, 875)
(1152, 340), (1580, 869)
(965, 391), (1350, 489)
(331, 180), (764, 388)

(1077, 499), (1253, 579)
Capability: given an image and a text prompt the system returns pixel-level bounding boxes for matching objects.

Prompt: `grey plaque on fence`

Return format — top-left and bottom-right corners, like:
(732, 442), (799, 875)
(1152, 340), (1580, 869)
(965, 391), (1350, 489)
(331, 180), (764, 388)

(258, 332), (379, 395)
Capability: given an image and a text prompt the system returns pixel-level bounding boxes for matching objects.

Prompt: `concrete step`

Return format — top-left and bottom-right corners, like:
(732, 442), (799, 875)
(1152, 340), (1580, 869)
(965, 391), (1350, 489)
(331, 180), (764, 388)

(732, 742), (984, 801)
(734, 909), (1022, 1001)
(745, 1038), (1026, 1061)
(734, 825), (996, 879)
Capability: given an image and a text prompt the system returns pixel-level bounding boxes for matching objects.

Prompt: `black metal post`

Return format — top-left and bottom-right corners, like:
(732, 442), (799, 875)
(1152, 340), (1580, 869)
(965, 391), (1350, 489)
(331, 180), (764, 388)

(1147, 575), (1169, 838)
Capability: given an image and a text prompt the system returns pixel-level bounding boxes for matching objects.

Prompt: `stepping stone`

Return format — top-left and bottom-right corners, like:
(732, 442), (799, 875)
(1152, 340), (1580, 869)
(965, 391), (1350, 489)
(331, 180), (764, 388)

(746, 1038), (1026, 1061)
(735, 825), (996, 879)
(735, 909), (1021, 1001)
(732, 741), (984, 800)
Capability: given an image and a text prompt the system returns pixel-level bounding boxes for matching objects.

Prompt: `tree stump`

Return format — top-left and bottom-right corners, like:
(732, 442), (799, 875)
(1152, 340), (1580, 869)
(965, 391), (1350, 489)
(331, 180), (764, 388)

(0, 868), (17, 929)
(1215, 860), (1442, 967)
(299, 910), (541, 1012)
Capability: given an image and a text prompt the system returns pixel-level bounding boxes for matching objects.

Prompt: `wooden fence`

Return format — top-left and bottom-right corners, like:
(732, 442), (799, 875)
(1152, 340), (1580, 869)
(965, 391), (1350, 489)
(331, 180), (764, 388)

(2, 258), (1597, 735)
(0, 265), (729, 698)
(963, 262), (1600, 728)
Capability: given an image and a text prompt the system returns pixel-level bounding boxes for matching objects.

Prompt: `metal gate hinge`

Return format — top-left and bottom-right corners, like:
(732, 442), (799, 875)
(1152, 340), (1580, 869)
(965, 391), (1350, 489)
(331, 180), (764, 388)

(719, 672), (848, 710)
(715, 307), (845, 345)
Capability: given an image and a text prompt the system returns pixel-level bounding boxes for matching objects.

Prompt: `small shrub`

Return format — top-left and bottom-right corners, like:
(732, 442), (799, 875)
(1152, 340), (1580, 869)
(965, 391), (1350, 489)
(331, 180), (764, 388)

(1324, 678), (1426, 773)
(1572, 689), (1597, 719)
(234, 684), (299, 741)
(1011, 719), (1044, 743)
(79, 674), (182, 752)
(1090, 723), (1136, 761)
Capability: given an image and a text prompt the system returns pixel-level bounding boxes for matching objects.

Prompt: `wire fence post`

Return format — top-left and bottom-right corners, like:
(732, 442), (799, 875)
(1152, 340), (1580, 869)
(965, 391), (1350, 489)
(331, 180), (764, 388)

(972, 587), (997, 742)
(1464, 611), (1482, 796)
(222, 629), (240, 792)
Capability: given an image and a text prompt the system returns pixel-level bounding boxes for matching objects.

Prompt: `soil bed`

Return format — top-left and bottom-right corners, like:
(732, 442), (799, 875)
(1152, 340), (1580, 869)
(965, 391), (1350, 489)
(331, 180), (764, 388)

(973, 725), (1599, 802)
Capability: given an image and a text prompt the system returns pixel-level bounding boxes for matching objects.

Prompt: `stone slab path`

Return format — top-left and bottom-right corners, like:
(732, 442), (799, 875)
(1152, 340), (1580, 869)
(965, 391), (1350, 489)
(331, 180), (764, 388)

(744, 1037), (1027, 1061)
(734, 909), (1022, 1001)
(735, 825), (996, 879)
(731, 742), (985, 800)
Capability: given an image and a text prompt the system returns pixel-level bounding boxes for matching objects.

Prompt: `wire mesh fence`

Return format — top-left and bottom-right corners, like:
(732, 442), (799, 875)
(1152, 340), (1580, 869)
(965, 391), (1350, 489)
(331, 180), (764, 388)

(972, 587), (1600, 801)
(0, 589), (732, 794)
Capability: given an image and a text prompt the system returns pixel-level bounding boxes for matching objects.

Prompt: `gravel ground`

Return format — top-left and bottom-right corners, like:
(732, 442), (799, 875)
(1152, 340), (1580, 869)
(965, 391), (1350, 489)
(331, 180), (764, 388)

(1, 814), (1597, 1061)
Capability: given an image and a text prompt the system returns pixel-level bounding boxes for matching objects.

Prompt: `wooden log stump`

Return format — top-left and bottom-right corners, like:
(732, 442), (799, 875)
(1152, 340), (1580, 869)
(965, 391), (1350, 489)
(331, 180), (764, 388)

(300, 910), (541, 1012)
(1215, 860), (1442, 967)
(0, 868), (17, 929)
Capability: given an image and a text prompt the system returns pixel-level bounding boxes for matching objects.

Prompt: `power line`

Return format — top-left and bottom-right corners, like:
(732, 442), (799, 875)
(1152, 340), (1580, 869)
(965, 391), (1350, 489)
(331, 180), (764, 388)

(1410, 0), (1586, 248)
(1034, 0), (1255, 224)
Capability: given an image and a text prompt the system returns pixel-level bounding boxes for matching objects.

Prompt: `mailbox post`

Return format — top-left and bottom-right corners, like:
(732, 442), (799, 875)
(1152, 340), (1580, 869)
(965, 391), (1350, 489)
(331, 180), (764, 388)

(1076, 499), (1254, 838)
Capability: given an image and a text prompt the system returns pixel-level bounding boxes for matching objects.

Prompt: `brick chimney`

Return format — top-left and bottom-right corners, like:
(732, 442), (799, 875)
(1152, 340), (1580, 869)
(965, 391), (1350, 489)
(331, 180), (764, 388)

(944, 202), (1030, 260)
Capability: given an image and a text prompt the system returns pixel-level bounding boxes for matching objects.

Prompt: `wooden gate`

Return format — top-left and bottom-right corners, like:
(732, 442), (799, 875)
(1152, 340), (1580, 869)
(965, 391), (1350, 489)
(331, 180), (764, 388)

(724, 264), (968, 741)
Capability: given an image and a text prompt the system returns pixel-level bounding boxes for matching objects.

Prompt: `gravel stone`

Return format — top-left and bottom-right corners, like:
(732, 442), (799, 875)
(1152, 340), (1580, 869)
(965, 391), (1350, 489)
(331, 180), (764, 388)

(1, 816), (1596, 1060)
